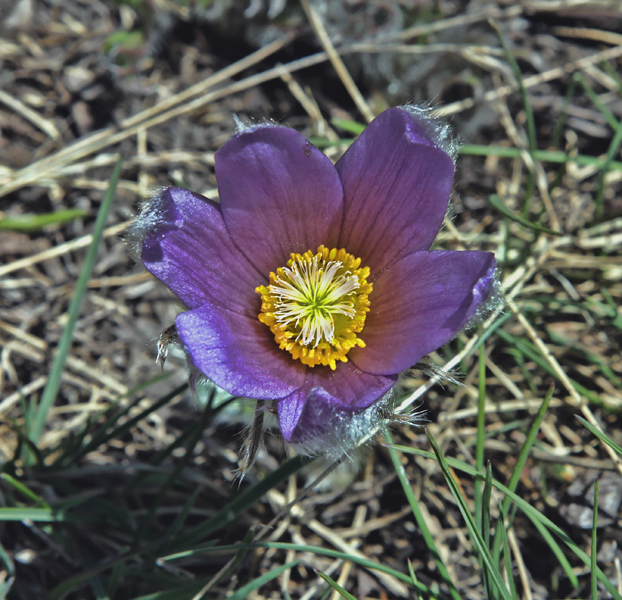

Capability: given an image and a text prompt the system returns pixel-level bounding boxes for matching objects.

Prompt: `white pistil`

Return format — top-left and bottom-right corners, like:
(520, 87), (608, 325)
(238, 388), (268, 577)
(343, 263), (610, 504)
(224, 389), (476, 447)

(269, 257), (359, 347)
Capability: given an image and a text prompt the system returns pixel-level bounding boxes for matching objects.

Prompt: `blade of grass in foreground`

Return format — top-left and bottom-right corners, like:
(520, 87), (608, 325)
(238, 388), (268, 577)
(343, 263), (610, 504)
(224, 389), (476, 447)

(407, 560), (419, 600)
(50, 540), (217, 600)
(0, 473), (51, 508)
(0, 507), (66, 521)
(0, 535), (15, 599)
(167, 561), (300, 600)
(330, 117), (366, 135)
(28, 155), (123, 445)
(573, 73), (622, 223)
(591, 480), (599, 600)
(574, 73), (620, 130)
(133, 402), (213, 546)
(311, 135), (622, 174)
(480, 465), (494, 600)
(459, 145), (622, 171)
(130, 580), (214, 600)
(576, 416), (622, 456)
(223, 561), (299, 600)
(427, 430), (513, 600)
(474, 343), (487, 533)
(489, 194), (560, 236)
(497, 330), (602, 405)
(383, 427), (461, 600)
(315, 569), (357, 600)
(0, 209), (88, 232)
(594, 112), (622, 223)
(491, 385), (555, 568)
(497, 503), (518, 600)
(164, 542), (434, 597)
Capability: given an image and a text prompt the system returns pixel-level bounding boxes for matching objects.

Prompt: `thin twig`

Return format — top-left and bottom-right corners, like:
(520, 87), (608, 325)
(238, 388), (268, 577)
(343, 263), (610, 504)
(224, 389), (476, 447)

(0, 88), (60, 140)
(299, 0), (375, 123)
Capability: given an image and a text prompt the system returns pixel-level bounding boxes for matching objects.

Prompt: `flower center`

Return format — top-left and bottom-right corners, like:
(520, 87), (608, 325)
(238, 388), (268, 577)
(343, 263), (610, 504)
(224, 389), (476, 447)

(256, 245), (372, 370)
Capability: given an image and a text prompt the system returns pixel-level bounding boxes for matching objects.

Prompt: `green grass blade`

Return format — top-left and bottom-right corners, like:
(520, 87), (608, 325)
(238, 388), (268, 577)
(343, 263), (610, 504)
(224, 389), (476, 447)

(497, 330), (603, 405)
(591, 480), (599, 600)
(330, 118), (366, 135)
(29, 155), (123, 444)
(220, 561), (299, 600)
(123, 404), (207, 497)
(503, 383), (554, 504)
(527, 511), (578, 588)
(492, 385), (554, 565)
(78, 546), (110, 600)
(162, 486), (202, 541)
(427, 430), (513, 600)
(0, 536), (15, 595)
(51, 543), (175, 600)
(489, 195), (560, 236)
(0, 507), (66, 521)
(308, 137), (355, 148)
(482, 464), (493, 544)
(0, 473), (51, 508)
(481, 465), (494, 600)
(315, 569), (358, 600)
(163, 542), (430, 595)
(574, 73), (620, 130)
(407, 560), (420, 600)
(570, 71), (622, 220)
(0, 209), (88, 232)
(594, 111), (622, 223)
(601, 59), (622, 89)
(474, 345), (487, 532)
(497, 503), (518, 600)
(459, 145), (622, 171)
(314, 136), (622, 175)
(576, 416), (622, 456)
(471, 312), (513, 354)
(128, 581), (214, 600)
(383, 428), (461, 600)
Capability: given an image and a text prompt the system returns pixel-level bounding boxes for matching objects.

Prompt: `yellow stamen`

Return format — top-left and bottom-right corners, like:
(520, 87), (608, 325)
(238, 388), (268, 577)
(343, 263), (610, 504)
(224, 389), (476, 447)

(256, 246), (372, 369)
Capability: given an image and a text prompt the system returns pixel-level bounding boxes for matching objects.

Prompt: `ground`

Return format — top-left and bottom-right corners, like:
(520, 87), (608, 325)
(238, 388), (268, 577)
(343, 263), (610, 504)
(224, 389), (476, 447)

(1, 0), (622, 599)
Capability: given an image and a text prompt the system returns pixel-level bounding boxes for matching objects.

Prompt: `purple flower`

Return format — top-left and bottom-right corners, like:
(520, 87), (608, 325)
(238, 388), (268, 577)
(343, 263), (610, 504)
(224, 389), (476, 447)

(135, 107), (497, 446)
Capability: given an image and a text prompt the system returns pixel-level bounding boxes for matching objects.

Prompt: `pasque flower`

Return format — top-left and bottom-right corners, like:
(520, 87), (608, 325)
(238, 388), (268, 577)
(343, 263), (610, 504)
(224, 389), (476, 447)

(134, 107), (497, 447)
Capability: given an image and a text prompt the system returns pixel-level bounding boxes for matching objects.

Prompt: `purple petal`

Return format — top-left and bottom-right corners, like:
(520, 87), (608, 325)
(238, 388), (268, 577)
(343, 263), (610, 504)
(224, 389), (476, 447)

(336, 107), (455, 274)
(141, 187), (262, 315)
(176, 303), (305, 400)
(350, 251), (496, 375)
(277, 362), (396, 442)
(216, 126), (344, 275)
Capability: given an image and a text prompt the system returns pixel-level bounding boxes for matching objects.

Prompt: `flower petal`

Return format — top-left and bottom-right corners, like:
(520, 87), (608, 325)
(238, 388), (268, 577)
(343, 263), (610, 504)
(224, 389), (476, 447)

(141, 187), (262, 314)
(350, 251), (497, 375)
(336, 107), (455, 274)
(277, 362), (395, 442)
(216, 126), (344, 275)
(176, 303), (305, 400)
